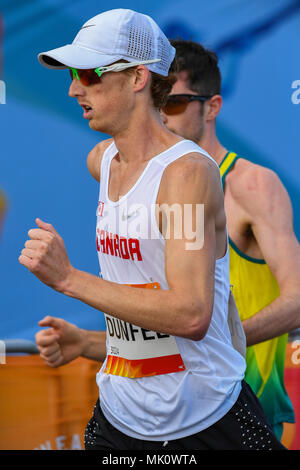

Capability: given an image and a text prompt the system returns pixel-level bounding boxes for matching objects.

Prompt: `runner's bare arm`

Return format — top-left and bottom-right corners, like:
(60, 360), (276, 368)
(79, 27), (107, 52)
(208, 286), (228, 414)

(230, 164), (300, 345)
(19, 154), (224, 341)
(34, 137), (113, 367)
(78, 329), (106, 362)
(35, 316), (106, 367)
(87, 138), (113, 182)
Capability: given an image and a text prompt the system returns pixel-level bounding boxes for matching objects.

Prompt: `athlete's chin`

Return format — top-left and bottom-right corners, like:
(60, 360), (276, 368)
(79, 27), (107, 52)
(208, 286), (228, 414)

(88, 119), (106, 133)
(88, 119), (96, 130)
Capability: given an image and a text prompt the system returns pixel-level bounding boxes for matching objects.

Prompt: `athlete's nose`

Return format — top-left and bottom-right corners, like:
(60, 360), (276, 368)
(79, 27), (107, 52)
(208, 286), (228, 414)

(68, 78), (86, 98)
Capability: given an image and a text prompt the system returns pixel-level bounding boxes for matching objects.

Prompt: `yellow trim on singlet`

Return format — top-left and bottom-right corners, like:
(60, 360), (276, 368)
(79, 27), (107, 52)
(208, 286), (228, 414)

(219, 152), (238, 184)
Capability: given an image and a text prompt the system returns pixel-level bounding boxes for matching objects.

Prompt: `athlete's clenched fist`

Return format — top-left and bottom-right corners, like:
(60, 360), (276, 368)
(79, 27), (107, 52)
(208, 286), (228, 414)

(36, 316), (85, 367)
(18, 218), (74, 292)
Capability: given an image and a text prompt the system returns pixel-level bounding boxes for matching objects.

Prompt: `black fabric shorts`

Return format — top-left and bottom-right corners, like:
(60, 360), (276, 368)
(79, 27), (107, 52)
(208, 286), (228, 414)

(84, 380), (286, 450)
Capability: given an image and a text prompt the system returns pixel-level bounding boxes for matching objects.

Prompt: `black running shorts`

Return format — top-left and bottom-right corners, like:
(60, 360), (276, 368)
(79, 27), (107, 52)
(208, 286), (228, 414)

(84, 380), (286, 450)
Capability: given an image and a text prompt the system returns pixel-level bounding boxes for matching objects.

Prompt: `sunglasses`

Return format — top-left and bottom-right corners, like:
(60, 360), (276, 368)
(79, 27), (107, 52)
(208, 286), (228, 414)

(69, 59), (160, 86)
(162, 94), (214, 115)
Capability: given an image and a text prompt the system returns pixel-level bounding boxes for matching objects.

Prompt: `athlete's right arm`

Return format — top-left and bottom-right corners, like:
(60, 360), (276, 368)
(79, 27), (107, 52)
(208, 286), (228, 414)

(87, 138), (113, 182)
(35, 138), (115, 368)
(35, 316), (106, 367)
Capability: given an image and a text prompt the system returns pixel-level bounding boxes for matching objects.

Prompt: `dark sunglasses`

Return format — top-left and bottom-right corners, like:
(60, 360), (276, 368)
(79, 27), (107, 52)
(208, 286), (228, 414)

(162, 94), (214, 115)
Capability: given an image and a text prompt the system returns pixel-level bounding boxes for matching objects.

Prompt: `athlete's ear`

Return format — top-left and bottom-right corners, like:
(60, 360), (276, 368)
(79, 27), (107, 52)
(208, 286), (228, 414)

(205, 95), (222, 121)
(132, 65), (150, 93)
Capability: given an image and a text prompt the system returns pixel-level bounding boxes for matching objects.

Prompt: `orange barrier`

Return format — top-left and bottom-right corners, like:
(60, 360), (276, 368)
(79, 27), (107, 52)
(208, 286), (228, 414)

(0, 343), (299, 450)
(0, 356), (100, 450)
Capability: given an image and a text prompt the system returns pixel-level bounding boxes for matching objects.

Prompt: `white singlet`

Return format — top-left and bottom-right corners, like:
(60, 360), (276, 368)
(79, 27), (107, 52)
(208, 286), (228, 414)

(95, 139), (246, 441)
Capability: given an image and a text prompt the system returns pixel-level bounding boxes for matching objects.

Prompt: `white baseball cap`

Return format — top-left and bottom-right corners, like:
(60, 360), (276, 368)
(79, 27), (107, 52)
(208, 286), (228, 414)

(38, 9), (175, 77)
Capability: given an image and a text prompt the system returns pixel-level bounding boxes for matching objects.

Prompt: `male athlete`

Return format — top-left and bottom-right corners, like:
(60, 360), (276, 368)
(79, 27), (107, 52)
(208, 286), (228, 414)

(161, 40), (300, 440)
(23, 10), (285, 449)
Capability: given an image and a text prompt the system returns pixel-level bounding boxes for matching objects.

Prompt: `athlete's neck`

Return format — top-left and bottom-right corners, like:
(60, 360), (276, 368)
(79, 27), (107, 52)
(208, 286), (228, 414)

(113, 111), (182, 165)
(196, 128), (227, 166)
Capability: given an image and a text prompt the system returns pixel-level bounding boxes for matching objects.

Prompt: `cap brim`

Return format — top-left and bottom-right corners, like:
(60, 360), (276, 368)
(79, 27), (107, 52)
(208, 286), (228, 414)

(38, 44), (122, 69)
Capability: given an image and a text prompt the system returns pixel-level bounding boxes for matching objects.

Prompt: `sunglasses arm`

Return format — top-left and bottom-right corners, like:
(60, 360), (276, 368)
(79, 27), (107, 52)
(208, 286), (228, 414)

(94, 59), (161, 77)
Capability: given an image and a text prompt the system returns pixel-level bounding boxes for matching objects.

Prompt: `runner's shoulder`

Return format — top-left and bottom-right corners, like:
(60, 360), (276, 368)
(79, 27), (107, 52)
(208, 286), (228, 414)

(87, 138), (114, 182)
(165, 151), (220, 182)
(160, 151), (221, 203)
(227, 157), (287, 207)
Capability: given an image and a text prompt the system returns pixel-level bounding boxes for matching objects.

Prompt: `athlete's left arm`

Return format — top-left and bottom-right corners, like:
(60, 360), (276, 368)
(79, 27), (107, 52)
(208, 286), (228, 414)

(18, 154), (222, 341)
(235, 166), (300, 346)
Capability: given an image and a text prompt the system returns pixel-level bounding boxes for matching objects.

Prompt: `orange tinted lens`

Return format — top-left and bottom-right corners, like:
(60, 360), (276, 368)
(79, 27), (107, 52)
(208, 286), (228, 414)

(78, 69), (100, 86)
(69, 69), (100, 86)
(163, 96), (190, 115)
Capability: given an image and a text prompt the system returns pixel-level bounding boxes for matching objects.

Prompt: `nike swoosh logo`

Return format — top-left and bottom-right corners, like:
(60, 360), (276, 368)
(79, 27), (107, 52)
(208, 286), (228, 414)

(121, 207), (142, 221)
(80, 24), (96, 30)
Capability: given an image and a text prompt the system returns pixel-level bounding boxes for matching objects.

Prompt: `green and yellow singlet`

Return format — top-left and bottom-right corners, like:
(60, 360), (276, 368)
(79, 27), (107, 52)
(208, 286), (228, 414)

(219, 152), (295, 429)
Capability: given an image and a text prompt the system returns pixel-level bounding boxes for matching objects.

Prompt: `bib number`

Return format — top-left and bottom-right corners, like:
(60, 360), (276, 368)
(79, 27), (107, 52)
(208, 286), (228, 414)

(104, 282), (186, 378)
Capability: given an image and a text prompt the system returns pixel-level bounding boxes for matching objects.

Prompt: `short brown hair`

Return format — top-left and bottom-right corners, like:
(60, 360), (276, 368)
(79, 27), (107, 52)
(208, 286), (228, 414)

(150, 69), (177, 109)
(169, 40), (221, 96)
(122, 59), (177, 110)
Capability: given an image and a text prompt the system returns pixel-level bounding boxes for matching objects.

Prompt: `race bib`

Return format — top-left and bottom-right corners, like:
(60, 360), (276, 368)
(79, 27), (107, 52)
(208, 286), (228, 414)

(104, 282), (186, 378)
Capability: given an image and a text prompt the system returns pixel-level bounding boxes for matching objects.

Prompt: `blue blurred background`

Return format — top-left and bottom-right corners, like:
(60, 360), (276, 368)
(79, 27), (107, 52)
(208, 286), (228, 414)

(0, 0), (299, 342)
